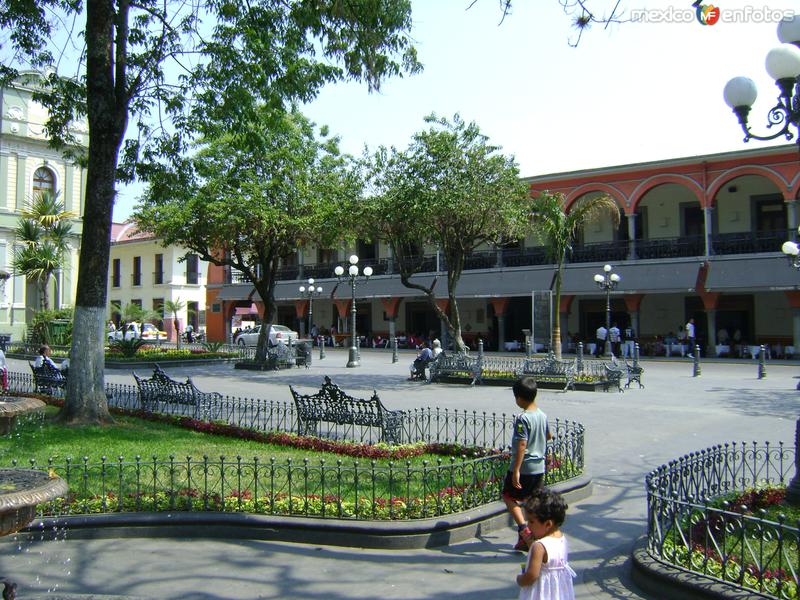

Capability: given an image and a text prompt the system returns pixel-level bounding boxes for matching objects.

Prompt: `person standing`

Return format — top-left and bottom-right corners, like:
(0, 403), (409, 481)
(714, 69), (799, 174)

(622, 324), (636, 358)
(595, 324), (608, 357)
(686, 318), (696, 358)
(608, 323), (621, 357)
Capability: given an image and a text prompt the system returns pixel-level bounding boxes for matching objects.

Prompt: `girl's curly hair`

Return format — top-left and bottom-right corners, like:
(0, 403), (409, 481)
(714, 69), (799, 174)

(522, 489), (568, 527)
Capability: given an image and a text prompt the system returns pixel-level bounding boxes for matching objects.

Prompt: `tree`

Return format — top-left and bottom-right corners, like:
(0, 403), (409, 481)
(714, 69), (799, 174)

(0, 0), (419, 424)
(134, 107), (361, 362)
(531, 191), (619, 358)
(163, 298), (185, 350)
(363, 114), (530, 352)
(12, 191), (75, 311)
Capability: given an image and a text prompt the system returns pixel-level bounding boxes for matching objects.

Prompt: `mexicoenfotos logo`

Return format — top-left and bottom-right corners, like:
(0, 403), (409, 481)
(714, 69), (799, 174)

(693, 1), (721, 25)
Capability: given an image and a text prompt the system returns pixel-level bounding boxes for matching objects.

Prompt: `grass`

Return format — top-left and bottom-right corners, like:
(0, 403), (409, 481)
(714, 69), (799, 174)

(2, 408), (507, 520)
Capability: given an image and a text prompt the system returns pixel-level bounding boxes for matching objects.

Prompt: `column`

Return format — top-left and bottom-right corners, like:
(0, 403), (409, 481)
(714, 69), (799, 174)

(495, 245), (503, 268)
(333, 300), (351, 334)
(784, 292), (800, 352)
(623, 294), (645, 341)
(64, 164), (75, 214)
(297, 248), (304, 280)
(15, 156), (26, 210)
(788, 199), (798, 241)
(489, 298), (509, 351)
(294, 300), (309, 338)
(380, 297), (403, 341)
(626, 213), (638, 260)
(703, 206), (714, 257)
(0, 155), (8, 210)
(699, 291), (720, 356)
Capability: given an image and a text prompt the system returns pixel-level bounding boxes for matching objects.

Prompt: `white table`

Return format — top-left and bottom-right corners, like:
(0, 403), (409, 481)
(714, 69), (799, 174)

(715, 344), (730, 357)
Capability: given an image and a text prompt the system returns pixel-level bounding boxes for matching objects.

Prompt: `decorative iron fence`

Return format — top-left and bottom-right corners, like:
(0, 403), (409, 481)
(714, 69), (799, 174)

(645, 442), (798, 599)
(5, 371), (584, 521)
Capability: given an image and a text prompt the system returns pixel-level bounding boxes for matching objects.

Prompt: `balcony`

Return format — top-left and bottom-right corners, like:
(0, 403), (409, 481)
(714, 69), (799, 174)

(711, 229), (790, 255)
(635, 236), (704, 259)
(153, 270), (164, 285)
(131, 273), (142, 287)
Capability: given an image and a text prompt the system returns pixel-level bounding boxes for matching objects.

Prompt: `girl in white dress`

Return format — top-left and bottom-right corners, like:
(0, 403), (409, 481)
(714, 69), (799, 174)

(516, 489), (576, 600)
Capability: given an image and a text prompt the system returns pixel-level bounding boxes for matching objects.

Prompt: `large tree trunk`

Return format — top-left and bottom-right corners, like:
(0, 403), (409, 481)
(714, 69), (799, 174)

(253, 275), (277, 363)
(57, 0), (126, 424)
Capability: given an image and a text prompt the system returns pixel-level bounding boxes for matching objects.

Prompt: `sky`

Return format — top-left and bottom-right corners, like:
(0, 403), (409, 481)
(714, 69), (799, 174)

(113, 0), (800, 219)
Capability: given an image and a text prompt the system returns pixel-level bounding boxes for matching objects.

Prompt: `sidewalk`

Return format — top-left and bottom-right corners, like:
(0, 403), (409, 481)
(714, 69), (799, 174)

(3, 350), (797, 599)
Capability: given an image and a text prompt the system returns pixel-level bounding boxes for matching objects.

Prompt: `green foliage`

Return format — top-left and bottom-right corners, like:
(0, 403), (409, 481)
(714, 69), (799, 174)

(12, 191), (75, 311)
(28, 308), (73, 346)
(202, 341), (225, 352)
(134, 107), (362, 360)
(362, 113), (530, 351)
(108, 337), (147, 358)
(531, 191), (620, 357)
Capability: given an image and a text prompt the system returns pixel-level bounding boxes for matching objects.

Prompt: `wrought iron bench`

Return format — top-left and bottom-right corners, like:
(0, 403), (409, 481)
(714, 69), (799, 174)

(515, 354), (576, 391)
(603, 363), (624, 393)
(289, 376), (404, 444)
(623, 357), (644, 389)
(427, 352), (482, 385)
(29, 361), (67, 394)
(265, 342), (298, 370)
(133, 364), (221, 418)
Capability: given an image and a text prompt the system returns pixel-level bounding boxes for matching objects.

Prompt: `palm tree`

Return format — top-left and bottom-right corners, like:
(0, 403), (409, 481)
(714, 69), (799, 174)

(532, 192), (620, 359)
(13, 191), (75, 310)
(163, 298), (185, 349)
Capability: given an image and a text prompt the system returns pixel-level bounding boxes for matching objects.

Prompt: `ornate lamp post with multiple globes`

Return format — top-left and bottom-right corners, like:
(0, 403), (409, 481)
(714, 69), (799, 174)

(298, 278), (322, 337)
(593, 264), (620, 357)
(728, 15), (800, 506)
(334, 255), (372, 368)
(723, 16), (800, 148)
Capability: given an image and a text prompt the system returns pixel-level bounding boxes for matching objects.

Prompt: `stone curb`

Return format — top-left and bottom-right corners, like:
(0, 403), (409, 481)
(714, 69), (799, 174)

(630, 536), (759, 600)
(24, 473), (591, 550)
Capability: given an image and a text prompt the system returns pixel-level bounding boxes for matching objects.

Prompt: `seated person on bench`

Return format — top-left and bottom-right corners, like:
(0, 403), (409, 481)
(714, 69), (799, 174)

(408, 341), (433, 380)
(34, 345), (68, 377)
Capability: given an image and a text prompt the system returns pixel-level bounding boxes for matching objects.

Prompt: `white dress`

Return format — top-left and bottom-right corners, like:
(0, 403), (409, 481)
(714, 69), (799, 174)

(519, 534), (576, 600)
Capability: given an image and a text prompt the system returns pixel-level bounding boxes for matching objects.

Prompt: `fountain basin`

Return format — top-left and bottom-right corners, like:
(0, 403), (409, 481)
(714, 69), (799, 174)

(0, 397), (46, 436)
(0, 469), (68, 537)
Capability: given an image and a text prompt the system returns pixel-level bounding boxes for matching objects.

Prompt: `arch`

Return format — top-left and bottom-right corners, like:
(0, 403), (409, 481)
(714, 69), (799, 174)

(565, 183), (629, 214)
(708, 165), (790, 205)
(789, 172), (800, 199)
(629, 174), (705, 210)
(29, 164), (58, 198)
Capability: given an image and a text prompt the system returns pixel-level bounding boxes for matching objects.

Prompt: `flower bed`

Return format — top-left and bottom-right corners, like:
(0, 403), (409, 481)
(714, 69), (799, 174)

(647, 443), (798, 599)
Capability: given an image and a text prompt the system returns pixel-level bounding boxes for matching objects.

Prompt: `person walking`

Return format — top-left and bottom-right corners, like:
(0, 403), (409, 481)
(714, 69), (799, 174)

(686, 318), (696, 358)
(595, 324), (607, 357)
(608, 323), (621, 357)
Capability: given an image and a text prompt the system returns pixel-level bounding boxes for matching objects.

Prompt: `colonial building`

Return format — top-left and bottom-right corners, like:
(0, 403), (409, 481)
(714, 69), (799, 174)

(206, 144), (800, 356)
(109, 222), (210, 340)
(0, 70), (85, 338)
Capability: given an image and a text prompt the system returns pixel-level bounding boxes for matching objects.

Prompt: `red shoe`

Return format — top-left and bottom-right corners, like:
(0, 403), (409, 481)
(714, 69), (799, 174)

(514, 527), (532, 551)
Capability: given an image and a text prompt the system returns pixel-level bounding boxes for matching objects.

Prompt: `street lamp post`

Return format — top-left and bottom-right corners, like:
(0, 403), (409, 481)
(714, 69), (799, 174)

(723, 16), (800, 148)
(780, 227), (800, 504)
(593, 264), (621, 357)
(298, 278), (322, 337)
(334, 255), (372, 368)
(733, 16), (800, 507)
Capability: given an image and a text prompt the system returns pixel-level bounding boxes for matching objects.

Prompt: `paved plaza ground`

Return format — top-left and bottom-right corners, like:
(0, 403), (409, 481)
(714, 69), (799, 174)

(2, 349), (798, 599)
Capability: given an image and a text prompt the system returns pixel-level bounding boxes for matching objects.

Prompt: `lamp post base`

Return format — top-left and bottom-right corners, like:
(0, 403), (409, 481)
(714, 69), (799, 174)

(347, 346), (360, 368)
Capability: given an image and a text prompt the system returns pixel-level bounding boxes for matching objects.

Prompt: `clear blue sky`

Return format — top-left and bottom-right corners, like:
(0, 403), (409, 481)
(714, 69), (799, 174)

(114, 0), (798, 219)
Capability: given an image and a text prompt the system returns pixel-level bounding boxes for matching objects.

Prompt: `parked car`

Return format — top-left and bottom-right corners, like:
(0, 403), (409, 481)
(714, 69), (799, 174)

(108, 322), (167, 342)
(235, 324), (299, 347)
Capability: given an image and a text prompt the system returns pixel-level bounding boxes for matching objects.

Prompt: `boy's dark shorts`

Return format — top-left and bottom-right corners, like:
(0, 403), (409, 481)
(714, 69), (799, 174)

(501, 471), (544, 502)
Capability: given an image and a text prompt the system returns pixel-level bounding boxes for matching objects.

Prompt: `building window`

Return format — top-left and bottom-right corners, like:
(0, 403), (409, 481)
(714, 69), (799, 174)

(187, 301), (199, 329)
(32, 167), (55, 196)
(317, 248), (337, 264)
(132, 256), (142, 286)
(112, 258), (121, 288)
(152, 298), (164, 329)
(186, 254), (199, 285)
(154, 254), (164, 285)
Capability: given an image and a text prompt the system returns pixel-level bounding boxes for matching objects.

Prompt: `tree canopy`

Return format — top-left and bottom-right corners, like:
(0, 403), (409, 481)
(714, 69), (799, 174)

(134, 107), (360, 361)
(362, 113), (530, 351)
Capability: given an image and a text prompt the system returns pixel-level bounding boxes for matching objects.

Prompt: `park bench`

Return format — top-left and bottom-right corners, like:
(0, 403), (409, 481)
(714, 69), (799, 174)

(603, 363), (624, 393)
(133, 364), (222, 418)
(428, 352), (482, 385)
(623, 357), (644, 389)
(29, 361), (67, 395)
(289, 376), (404, 444)
(515, 354), (576, 391)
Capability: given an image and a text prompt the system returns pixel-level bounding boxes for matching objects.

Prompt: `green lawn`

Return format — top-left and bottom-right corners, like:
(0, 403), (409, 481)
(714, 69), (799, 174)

(3, 409), (507, 520)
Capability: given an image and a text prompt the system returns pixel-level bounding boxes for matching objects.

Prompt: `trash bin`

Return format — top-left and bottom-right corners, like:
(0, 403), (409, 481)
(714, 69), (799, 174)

(0, 334), (10, 353)
(296, 339), (312, 367)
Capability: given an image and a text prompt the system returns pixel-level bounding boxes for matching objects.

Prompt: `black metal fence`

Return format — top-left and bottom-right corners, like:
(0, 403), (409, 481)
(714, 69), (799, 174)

(645, 442), (798, 599)
(6, 370), (585, 521)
